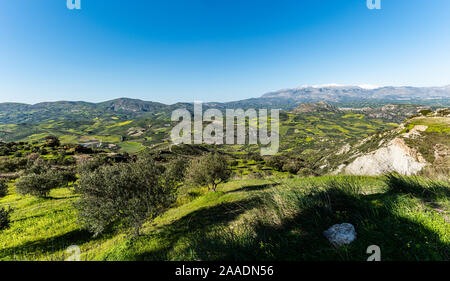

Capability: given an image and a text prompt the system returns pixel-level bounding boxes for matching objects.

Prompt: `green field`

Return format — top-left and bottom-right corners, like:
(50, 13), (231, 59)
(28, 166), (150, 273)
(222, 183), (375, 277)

(1, 175), (448, 261)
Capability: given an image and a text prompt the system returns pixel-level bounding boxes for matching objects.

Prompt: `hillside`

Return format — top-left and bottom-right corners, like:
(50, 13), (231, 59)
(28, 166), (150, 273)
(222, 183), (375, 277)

(0, 103), (402, 176)
(1, 85), (450, 125)
(1, 174), (448, 261)
(339, 111), (450, 177)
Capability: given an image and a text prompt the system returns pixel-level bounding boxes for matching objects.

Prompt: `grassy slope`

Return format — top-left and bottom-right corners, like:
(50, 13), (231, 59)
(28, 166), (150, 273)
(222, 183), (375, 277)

(403, 116), (450, 175)
(1, 176), (448, 261)
(0, 184), (123, 260)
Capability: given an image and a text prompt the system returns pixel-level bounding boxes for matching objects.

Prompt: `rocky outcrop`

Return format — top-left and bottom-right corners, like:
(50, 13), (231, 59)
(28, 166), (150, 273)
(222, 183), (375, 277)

(344, 134), (427, 176)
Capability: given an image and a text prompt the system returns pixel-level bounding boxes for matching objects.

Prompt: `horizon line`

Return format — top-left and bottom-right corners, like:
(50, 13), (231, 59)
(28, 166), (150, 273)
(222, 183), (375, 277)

(1, 83), (450, 105)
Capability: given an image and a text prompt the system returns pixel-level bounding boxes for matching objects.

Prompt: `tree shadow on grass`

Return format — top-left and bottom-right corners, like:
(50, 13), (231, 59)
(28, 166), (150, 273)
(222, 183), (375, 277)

(225, 183), (279, 194)
(189, 188), (450, 261)
(130, 197), (262, 261)
(0, 229), (105, 261)
(48, 195), (79, 200)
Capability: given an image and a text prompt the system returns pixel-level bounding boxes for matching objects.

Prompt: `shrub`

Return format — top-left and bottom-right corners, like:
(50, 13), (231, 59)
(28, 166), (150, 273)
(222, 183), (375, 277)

(419, 109), (432, 116)
(297, 167), (314, 177)
(437, 108), (450, 116)
(282, 161), (302, 174)
(59, 156), (76, 166)
(75, 159), (177, 237)
(15, 169), (73, 198)
(0, 207), (13, 231)
(77, 157), (110, 174)
(249, 153), (263, 162)
(0, 180), (8, 197)
(164, 157), (187, 183)
(248, 172), (264, 179)
(0, 158), (27, 173)
(25, 160), (50, 175)
(77, 154), (130, 174)
(53, 169), (77, 185)
(186, 153), (232, 192)
(44, 136), (60, 148)
(16, 173), (58, 198)
(266, 155), (286, 171)
(74, 145), (94, 154)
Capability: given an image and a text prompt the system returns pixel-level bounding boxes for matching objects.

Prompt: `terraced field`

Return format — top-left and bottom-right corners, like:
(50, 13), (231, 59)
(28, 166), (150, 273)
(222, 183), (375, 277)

(0, 109), (396, 167)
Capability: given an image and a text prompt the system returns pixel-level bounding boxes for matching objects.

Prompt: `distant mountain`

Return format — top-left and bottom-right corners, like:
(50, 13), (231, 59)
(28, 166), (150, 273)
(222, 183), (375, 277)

(261, 85), (450, 104)
(293, 101), (339, 113)
(1, 85), (449, 124)
(97, 98), (167, 113)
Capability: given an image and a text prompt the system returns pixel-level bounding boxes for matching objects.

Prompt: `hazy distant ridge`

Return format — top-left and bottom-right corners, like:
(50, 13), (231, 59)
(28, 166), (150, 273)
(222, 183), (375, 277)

(0, 85), (449, 124)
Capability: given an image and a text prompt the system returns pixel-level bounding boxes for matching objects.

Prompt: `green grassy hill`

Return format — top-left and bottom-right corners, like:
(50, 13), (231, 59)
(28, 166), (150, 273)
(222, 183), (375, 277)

(1, 175), (448, 261)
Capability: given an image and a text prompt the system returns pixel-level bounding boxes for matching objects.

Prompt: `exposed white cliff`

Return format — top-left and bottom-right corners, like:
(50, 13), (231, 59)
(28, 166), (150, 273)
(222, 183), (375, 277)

(344, 126), (428, 176)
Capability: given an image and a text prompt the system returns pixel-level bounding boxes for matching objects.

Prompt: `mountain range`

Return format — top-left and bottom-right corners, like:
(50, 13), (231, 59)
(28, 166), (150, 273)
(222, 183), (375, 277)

(0, 85), (449, 124)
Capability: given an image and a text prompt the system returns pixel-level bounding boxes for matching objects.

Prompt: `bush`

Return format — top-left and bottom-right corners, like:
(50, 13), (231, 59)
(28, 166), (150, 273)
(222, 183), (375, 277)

(25, 160), (50, 175)
(77, 157), (110, 174)
(15, 169), (73, 198)
(248, 172), (264, 179)
(282, 161), (302, 174)
(164, 157), (187, 183)
(0, 158), (27, 173)
(16, 173), (58, 198)
(186, 153), (232, 192)
(249, 153), (263, 162)
(77, 154), (130, 174)
(75, 158), (177, 237)
(54, 169), (77, 185)
(419, 109), (433, 116)
(0, 180), (8, 197)
(0, 207), (13, 231)
(266, 155), (286, 171)
(58, 156), (76, 166)
(297, 167), (314, 177)
(44, 136), (60, 148)
(73, 145), (94, 154)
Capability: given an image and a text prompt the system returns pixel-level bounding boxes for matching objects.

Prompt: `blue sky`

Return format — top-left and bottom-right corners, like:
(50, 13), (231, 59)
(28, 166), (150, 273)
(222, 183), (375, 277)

(1, 0), (450, 104)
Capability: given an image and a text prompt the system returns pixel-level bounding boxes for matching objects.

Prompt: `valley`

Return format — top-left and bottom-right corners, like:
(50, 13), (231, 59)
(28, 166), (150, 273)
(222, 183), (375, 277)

(0, 94), (448, 261)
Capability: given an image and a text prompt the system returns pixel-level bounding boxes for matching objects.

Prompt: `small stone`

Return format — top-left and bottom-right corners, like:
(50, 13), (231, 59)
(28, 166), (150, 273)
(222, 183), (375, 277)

(323, 223), (356, 246)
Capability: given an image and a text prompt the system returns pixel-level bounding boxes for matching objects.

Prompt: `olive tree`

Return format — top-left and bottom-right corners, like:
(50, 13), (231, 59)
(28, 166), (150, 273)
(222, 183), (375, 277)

(0, 180), (8, 197)
(75, 159), (177, 237)
(44, 135), (60, 148)
(186, 153), (231, 192)
(0, 207), (13, 230)
(16, 173), (59, 198)
(15, 169), (76, 198)
(164, 157), (187, 183)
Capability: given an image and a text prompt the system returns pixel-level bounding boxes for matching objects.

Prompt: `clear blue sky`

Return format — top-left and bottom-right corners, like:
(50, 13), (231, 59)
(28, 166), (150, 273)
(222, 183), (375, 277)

(1, 0), (449, 104)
